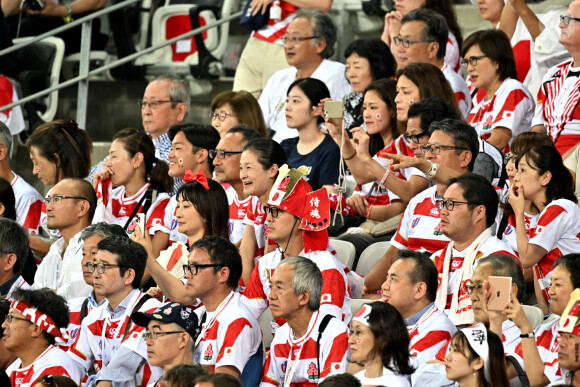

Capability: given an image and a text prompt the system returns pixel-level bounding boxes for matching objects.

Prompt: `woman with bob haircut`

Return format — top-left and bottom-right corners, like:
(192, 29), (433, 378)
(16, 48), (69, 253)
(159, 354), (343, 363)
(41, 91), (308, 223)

(349, 302), (414, 386)
(281, 77), (340, 193)
(92, 128), (173, 232)
(343, 38), (396, 131)
(209, 90), (268, 138)
(133, 170), (229, 289)
(26, 119), (93, 255)
(509, 145), (580, 309)
(445, 324), (510, 387)
(239, 138), (287, 285)
(463, 29), (534, 152)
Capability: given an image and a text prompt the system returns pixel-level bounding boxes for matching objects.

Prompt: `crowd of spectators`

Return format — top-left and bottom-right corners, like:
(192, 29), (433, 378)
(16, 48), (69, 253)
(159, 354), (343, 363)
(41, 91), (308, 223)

(3, 0), (580, 386)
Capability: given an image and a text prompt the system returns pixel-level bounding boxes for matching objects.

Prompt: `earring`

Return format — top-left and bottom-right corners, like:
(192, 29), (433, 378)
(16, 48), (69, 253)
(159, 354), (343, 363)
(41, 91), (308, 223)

(134, 165), (139, 170)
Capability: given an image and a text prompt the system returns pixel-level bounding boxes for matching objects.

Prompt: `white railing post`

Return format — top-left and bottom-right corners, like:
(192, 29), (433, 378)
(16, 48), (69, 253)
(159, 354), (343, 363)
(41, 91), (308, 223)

(76, 19), (93, 129)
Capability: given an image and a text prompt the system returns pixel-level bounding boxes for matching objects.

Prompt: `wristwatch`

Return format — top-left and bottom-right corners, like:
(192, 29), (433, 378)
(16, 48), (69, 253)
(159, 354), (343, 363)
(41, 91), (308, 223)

(63, 4), (74, 23)
(520, 331), (534, 339)
(425, 161), (440, 179)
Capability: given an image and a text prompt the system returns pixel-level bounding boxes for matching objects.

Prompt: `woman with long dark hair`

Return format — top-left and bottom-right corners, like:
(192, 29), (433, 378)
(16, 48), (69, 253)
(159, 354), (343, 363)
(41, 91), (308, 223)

(349, 302), (414, 385)
(239, 138), (287, 285)
(509, 145), (580, 308)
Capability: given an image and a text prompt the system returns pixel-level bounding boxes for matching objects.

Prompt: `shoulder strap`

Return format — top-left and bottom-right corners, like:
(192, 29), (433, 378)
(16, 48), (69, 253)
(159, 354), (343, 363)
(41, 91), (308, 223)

(124, 294), (152, 338)
(79, 297), (90, 323)
(496, 214), (510, 239)
(506, 355), (530, 387)
(316, 314), (334, 379)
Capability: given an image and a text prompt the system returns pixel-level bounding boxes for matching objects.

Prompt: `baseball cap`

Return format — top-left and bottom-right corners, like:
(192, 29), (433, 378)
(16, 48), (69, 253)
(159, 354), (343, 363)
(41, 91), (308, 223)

(132, 302), (200, 340)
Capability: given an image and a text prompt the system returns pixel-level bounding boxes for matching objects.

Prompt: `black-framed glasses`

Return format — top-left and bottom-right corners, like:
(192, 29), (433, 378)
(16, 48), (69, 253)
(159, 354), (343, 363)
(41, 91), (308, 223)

(463, 282), (484, 295)
(504, 153), (518, 164)
(560, 15), (580, 27)
(183, 263), (224, 276)
(209, 149), (243, 159)
(209, 111), (236, 122)
(138, 100), (172, 110)
(393, 36), (431, 48)
(87, 262), (127, 274)
(420, 144), (468, 155)
(436, 199), (480, 211)
(4, 314), (31, 324)
(460, 55), (488, 68)
(144, 330), (184, 340)
(280, 35), (321, 44)
(264, 205), (285, 219)
(44, 195), (88, 205)
(403, 132), (429, 144)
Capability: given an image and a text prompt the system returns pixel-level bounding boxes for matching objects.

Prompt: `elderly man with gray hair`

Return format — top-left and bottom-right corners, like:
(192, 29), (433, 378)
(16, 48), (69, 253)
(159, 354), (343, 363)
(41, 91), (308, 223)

(258, 10), (352, 142)
(0, 122), (43, 235)
(261, 256), (350, 386)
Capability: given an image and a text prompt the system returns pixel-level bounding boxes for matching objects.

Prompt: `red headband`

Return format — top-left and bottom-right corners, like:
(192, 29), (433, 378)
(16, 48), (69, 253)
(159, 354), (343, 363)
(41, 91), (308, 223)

(10, 299), (68, 342)
(184, 168), (209, 190)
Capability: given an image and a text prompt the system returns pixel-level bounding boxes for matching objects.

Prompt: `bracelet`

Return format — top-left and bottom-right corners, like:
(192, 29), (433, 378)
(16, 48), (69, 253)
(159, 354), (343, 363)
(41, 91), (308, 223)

(379, 170), (391, 187)
(366, 203), (374, 219)
(344, 149), (356, 161)
(63, 4), (74, 23)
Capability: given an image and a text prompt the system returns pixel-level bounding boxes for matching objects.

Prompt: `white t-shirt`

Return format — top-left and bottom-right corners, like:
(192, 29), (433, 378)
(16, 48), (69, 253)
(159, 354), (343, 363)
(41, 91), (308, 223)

(354, 367), (410, 387)
(442, 63), (472, 119)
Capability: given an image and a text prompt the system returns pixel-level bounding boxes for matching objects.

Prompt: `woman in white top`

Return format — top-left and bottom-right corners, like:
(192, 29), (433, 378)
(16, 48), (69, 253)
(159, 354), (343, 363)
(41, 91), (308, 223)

(349, 302), (414, 386)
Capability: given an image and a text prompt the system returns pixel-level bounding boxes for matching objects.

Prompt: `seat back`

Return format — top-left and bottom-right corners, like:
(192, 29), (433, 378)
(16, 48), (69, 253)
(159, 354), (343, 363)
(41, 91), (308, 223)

(13, 36), (65, 125)
(356, 241), (390, 276)
(330, 239), (356, 270)
(258, 306), (274, 348)
(522, 305), (544, 330)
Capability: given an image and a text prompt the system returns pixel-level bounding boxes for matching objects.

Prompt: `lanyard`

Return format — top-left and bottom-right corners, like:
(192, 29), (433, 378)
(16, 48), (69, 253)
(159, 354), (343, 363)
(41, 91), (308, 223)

(194, 292), (235, 348)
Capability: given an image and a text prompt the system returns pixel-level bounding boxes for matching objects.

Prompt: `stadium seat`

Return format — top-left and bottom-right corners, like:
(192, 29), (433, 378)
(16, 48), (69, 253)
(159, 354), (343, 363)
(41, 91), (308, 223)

(330, 239), (356, 270)
(522, 305), (544, 330)
(356, 241), (390, 276)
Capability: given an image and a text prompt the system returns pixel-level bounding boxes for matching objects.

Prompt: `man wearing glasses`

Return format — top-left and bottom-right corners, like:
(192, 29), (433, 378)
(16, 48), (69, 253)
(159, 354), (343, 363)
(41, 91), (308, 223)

(431, 173), (517, 325)
(258, 10), (352, 143)
(213, 127), (260, 246)
(394, 9), (471, 119)
(532, 0), (580, 157)
(67, 236), (162, 387)
(4, 289), (81, 387)
(32, 178), (96, 301)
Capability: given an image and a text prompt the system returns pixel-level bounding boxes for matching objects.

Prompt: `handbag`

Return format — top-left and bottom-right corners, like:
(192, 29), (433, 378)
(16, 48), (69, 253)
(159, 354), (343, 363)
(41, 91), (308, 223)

(240, 0), (270, 31)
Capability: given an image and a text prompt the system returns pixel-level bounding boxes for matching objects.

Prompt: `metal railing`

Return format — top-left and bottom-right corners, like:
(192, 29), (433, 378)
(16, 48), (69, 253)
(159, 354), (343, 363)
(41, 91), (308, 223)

(0, 0), (242, 128)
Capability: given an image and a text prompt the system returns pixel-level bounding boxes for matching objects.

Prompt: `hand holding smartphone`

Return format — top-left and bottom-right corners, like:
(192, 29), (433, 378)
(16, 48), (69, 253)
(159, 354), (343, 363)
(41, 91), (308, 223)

(136, 213), (145, 237)
(323, 100), (344, 119)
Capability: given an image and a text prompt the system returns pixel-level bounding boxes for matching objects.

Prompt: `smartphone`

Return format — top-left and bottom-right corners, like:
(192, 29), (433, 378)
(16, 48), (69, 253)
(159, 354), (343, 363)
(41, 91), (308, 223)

(25, 0), (45, 10)
(487, 276), (512, 311)
(136, 213), (145, 237)
(323, 100), (344, 119)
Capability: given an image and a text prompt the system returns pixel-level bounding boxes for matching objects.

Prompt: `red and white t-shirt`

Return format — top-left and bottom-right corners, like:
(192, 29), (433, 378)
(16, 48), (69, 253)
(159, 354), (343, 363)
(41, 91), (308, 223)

(261, 311), (349, 386)
(242, 247), (352, 334)
(225, 185), (252, 244)
(243, 196), (268, 260)
(391, 186), (450, 254)
(0, 75), (25, 135)
(11, 173), (43, 235)
(7, 345), (81, 387)
(500, 319), (526, 386)
(68, 290), (162, 386)
(528, 199), (580, 301)
(149, 195), (187, 244)
(193, 291), (262, 373)
(468, 78), (534, 152)
(407, 304), (456, 366)
(251, 2), (298, 44)
(64, 293), (104, 352)
(93, 179), (170, 232)
(501, 211), (540, 254)
(442, 63), (472, 120)
(532, 60), (580, 156)
(513, 317), (561, 383)
(446, 32), (461, 75)
(431, 237), (518, 311)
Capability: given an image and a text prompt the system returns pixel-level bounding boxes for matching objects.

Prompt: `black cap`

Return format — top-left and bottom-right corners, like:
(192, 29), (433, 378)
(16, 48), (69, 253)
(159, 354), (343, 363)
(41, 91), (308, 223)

(132, 302), (199, 340)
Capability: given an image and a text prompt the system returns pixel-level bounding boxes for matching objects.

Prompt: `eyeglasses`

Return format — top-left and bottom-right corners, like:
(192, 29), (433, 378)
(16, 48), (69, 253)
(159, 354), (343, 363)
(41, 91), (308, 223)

(463, 282), (484, 295)
(209, 149), (243, 159)
(4, 314), (31, 324)
(420, 144), (468, 155)
(435, 199), (479, 211)
(560, 15), (580, 27)
(460, 55), (488, 68)
(403, 132), (429, 144)
(138, 100), (173, 110)
(264, 205), (285, 219)
(209, 111), (236, 122)
(393, 36), (431, 48)
(144, 330), (184, 340)
(280, 35), (321, 44)
(44, 195), (88, 205)
(86, 262), (127, 274)
(183, 263), (224, 276)
(504, 153), (518, 164)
